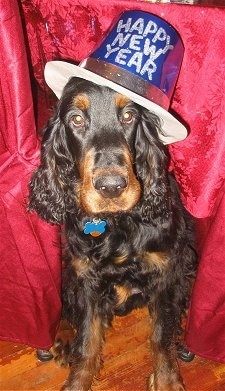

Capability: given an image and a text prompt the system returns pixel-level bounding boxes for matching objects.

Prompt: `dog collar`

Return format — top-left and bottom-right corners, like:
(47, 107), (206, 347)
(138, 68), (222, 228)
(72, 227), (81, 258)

(83, 218), (107, 237)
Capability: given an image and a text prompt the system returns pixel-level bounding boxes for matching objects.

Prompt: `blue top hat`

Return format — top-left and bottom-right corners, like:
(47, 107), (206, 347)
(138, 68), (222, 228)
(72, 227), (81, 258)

(45, 10), (187, 144)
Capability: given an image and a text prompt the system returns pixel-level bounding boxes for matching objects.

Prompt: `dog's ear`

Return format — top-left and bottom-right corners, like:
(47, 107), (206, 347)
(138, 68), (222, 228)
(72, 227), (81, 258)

(135, 109), (171, 223)
(29, 110), (78, 224)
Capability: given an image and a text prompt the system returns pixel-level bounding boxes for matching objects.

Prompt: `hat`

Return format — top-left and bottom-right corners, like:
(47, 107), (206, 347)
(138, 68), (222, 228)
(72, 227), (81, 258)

(44, 10), (186, 144)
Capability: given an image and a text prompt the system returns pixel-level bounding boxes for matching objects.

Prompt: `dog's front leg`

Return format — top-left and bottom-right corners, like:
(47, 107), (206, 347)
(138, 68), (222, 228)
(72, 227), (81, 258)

(62, 301), (105, 391)
(148, 304), (186, 391)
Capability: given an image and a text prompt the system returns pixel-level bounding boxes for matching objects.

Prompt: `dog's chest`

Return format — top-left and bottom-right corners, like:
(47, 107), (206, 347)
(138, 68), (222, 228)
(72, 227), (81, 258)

(101, 249), (168, 283)
(71, 219), (170, 310)
(96, 251), (169, 314)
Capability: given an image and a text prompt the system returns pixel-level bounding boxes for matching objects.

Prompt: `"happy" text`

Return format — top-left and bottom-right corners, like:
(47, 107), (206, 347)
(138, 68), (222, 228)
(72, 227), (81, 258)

(104, 17), (174, 80)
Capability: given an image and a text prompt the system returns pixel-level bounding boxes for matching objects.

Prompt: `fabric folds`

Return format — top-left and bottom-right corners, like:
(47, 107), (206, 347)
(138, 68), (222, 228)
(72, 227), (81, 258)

(0, 0), (61, 349)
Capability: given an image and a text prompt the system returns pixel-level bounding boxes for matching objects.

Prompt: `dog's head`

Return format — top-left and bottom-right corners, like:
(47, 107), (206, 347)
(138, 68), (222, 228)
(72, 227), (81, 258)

(29, 78), (170, 224)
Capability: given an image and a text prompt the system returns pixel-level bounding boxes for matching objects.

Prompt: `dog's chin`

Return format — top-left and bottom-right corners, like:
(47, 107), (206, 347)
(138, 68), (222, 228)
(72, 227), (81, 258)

(78, 178), (141, 216)
(80, 190), (141, 215)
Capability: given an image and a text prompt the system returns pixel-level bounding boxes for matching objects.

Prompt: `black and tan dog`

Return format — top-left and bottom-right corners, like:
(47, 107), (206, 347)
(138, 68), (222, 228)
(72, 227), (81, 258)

(29, 77), (196, 391)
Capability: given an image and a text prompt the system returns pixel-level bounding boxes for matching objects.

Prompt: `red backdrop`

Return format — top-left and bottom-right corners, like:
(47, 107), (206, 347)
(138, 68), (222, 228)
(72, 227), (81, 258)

(21, 0), (225, 361)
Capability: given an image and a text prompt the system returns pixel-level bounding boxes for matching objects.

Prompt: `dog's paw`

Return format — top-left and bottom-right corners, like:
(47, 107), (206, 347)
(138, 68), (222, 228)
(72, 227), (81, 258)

(60, 380), (92, 391)
(51, 338), (71, 367)
(51, 321), (75, 367)
(61, 386), (91, 391)
(149, 374), (155, 390)
(148, 374), (186, 391)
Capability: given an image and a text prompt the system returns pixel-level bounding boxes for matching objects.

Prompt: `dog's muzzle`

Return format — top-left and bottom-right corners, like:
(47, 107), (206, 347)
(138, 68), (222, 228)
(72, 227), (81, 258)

(93, 174), (128, 198)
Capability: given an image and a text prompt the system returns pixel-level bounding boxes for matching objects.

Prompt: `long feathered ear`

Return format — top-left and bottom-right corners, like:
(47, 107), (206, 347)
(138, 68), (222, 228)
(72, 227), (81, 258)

(135, 109), (171, 223)
(29, 109), (78, 224)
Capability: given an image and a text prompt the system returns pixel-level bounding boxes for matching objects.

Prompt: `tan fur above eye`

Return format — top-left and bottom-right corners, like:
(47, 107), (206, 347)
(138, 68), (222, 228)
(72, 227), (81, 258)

(73, 94), (90, 110)
(115, 94), (131, 109)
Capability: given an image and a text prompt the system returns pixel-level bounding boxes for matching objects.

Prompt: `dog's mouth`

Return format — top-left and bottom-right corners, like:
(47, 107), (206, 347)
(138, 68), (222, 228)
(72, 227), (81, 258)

(78, 150), (141, 215)
(80, 169), (141, 215)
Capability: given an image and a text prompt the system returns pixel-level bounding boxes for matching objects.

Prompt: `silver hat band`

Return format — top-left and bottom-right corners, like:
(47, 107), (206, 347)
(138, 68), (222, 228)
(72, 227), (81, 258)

(81, 57), (170, 110)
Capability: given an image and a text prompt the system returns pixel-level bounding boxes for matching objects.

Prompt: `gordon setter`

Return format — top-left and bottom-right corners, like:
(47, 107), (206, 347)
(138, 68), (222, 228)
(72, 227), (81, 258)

(29, 77), (197, 391)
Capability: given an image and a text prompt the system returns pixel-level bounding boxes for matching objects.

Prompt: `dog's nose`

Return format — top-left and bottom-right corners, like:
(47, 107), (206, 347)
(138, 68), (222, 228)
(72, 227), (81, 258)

(93, 175), (127, 198)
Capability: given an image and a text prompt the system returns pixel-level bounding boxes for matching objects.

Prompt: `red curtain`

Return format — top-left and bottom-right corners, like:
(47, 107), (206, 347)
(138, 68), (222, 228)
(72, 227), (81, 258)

(0, 0), (61, 349)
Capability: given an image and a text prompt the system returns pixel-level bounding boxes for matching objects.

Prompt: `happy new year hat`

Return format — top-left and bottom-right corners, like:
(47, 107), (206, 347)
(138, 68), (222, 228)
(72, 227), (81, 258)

(44, 10), (187, 144)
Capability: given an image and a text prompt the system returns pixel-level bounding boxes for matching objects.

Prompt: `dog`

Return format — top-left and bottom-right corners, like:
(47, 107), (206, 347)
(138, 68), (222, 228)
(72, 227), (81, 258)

(29, 77), (197, 391)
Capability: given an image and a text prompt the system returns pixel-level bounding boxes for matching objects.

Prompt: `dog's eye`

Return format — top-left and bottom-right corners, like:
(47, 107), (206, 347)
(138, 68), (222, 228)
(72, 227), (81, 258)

(122, 111), (134, 124)
(72, 115), (85, 128)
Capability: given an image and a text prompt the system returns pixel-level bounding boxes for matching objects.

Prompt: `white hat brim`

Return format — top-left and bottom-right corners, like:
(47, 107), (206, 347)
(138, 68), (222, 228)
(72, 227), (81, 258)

(44, 61), (187, 145)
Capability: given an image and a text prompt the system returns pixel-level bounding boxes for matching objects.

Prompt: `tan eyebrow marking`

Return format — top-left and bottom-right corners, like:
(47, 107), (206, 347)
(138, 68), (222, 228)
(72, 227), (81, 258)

(73, 94), (90, 110)
(115, 94), (131, 109)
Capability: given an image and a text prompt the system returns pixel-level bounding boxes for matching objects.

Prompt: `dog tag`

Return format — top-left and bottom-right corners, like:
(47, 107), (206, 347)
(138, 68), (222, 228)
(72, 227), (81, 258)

(83, 218), (107, 237)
